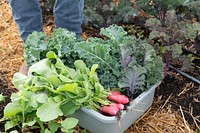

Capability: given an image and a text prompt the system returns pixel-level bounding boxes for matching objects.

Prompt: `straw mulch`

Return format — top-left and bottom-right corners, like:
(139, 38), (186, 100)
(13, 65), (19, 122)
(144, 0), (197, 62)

(125, 98), (194, 133)
(0, 1), (23, 84)
(0, 1), (195, 133)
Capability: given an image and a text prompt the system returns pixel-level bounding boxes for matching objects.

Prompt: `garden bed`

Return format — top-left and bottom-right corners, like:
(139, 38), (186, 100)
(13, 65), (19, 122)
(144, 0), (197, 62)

(157, 71), (200, 129)
(0, 0), (199, 132)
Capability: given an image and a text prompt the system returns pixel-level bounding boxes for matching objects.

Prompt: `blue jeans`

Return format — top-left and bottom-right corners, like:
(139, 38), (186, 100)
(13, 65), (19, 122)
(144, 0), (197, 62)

(7, 0), (84, 42)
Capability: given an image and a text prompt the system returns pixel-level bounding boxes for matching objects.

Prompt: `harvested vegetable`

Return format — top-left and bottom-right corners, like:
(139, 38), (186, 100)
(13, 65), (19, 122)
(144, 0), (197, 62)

(108, 94), (129, 104)
(3, 51), (111, 132)
(100, 105), (119, 116)
(109, 103), (124, 110)
(110, 91), (121, 95)
(99, 102), (124, 116)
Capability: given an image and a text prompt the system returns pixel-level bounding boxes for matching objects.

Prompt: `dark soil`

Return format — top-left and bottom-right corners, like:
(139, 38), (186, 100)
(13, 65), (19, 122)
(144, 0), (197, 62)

(188, 58), (200, 79)
(160, 41), (200, 130)
(0, 70), (14, 131)
(0, 71), (13, 118)
(156, 69), (200, 129)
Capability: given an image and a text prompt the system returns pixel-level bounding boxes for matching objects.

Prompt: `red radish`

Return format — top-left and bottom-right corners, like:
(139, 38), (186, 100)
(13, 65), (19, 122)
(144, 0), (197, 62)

(110, 91), (121, 95)
(100, 105), (119, 116)
(109, 103), (124, 110)
(107, 94), (129, 104)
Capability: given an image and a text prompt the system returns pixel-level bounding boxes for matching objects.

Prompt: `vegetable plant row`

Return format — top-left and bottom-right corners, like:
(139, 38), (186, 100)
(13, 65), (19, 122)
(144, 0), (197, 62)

(1, 25), (164, 132)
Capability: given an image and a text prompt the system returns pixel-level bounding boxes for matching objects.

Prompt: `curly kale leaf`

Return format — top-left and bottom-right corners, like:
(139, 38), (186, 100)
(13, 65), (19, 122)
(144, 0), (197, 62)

(100, 24), (127, 42)
(24, 28), (78, 67)
(47, 28), (77, 58)
(165, 9), (177, 28)
(47, 28), (80, 67)
(119, 43), (146, 95)
(74, 38), (120, 88)
(118, 61), (147, 96)
(24, 32), (48, 67)
(143, 44), (164, 88)
(119, 38), (164, 97)
(100, 25), (127, 56)
(145, 18), (162, 30)
(120, 44), (134, 69)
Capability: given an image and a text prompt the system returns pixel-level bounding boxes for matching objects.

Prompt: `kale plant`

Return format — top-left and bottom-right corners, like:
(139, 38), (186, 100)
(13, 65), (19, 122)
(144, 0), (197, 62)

(23, 32), (48, 66)
(24, 28), (80, 68)
(24, 26), (122, 88)
(74, 25), (127, 88)
(145, 9), (200, 70)
(39, 0), (137, 27)
(83, 0), (137, 27)
(135, 0), (191, 24)
(24, 25), (164, 96)
(75, 25), (164, 97)
(111, 0), (137, 23)
(82, 0), (104, 26)
(118, 36), (164, 97)
(186, 1), (200, 22)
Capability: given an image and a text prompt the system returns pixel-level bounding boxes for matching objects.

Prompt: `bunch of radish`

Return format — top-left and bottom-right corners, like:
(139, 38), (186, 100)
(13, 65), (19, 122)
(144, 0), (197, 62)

(99, 91), (129, 116)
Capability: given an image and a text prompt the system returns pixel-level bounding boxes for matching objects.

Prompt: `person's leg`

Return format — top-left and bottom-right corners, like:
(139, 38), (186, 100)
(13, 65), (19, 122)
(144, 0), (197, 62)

(7, 0), (43, 42)
(54, 0), (84, 37)
(8, 0), (43, 75)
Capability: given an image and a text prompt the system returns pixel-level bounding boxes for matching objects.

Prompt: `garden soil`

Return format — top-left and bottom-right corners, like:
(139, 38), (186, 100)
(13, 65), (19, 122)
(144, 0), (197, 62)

(0, 1), (199, 132)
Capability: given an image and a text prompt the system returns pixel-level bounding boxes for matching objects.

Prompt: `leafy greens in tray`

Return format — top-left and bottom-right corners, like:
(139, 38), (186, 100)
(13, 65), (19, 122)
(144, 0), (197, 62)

(24, 25), (164, 97)
(3, 51), (110, 132)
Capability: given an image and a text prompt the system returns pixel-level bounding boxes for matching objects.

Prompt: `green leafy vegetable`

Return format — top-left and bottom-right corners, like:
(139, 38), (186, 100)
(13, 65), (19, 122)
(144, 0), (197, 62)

(3, 51), (110, 132)
(118, 62), (146, 96)
(48, 121), (60, 133)
(135, 0), (191, 24)
(36, 98), (63, 122)
(24, 28), (79, 67)
(24, 25), (164, 97)
(74, 38), (120, 88)
(23, 31), (47, 66)
(4, 102), (23, 117)
(61, 118), (79, 133)
(145, 9), (200, 71)
(118, 37), (164, 96)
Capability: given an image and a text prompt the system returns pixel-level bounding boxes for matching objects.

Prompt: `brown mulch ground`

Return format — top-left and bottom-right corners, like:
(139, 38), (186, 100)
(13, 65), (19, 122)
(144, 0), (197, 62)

(0, 1), (199, 133)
